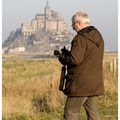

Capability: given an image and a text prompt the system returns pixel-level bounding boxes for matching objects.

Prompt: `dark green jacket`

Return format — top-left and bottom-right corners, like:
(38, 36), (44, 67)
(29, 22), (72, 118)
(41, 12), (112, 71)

(59, 26), (104, 96)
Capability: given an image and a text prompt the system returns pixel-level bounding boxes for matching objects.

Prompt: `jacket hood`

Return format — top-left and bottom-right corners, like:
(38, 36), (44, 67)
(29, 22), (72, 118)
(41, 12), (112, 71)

(78, 26), (102, 47)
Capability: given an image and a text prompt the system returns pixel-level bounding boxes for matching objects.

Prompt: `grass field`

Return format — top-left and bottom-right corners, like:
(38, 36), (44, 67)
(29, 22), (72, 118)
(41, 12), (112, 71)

(2, 53), (118, 120)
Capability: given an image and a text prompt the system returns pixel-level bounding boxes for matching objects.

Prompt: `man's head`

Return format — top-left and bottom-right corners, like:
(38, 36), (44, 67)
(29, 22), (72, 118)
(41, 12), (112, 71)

(71, 11), (90, 32)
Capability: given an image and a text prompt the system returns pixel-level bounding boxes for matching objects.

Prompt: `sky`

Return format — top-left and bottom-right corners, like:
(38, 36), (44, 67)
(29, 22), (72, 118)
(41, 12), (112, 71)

(2, 0), (118, 52)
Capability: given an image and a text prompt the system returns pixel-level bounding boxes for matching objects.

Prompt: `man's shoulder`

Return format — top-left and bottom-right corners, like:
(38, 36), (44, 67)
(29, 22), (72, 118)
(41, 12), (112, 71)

(73, 34), (85, 41)
(71, 34), (86, 47)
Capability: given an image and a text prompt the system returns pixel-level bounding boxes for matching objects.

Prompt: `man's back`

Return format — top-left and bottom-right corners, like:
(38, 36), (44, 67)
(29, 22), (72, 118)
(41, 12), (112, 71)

(69, 26), (104, 96)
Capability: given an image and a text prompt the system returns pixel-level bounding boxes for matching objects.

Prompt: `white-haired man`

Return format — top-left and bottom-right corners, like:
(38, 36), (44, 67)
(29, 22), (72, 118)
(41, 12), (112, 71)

(58, 11), (104, 120)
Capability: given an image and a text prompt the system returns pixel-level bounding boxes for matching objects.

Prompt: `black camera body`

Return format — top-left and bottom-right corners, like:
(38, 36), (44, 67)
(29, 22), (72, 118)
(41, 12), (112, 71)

(54, 46), (69, 57)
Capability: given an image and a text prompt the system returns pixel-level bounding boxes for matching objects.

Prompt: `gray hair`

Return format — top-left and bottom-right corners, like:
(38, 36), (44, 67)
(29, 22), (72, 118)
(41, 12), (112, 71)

(71, 11), (90, 25)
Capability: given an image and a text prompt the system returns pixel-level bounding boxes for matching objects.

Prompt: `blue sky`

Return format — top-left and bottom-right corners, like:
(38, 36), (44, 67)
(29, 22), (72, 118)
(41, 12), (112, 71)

(2, 0), (118, 51)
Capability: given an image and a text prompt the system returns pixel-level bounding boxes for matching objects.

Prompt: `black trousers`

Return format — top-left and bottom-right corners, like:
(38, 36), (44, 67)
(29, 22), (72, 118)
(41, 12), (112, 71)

(63, 96), (101, 120)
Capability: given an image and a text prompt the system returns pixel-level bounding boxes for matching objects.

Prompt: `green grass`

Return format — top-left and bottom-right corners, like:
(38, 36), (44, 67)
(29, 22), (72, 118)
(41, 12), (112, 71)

(2, 54), (118, 120)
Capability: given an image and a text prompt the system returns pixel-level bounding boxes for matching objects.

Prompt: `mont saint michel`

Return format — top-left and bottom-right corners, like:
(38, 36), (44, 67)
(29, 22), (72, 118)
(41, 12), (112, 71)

(3, 1), (73, 55)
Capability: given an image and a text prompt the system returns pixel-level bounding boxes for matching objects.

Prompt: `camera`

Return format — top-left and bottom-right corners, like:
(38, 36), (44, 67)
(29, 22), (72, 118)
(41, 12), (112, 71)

(54, 46), (69, 57)
(54, 49), (60, 56)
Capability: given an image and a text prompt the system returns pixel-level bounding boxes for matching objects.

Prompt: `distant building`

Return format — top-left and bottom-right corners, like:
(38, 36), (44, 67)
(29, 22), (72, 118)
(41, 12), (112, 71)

(8, 46), (25, 53)
(21, 0), (68, 40)
(3, 0), (73, 55)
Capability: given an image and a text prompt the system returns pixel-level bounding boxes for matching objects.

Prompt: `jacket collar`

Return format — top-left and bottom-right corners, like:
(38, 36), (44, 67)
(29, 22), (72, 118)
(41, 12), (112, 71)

(77, 26), (95, 34)
(77, 26), (100, 47)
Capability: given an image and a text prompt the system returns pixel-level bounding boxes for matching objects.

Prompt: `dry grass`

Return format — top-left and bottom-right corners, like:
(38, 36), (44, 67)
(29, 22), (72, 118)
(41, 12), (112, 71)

(2, 53), (118, 120)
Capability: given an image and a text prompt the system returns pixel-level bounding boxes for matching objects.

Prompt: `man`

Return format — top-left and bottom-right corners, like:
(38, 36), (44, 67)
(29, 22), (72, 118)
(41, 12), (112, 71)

(58, 11), (104, 120)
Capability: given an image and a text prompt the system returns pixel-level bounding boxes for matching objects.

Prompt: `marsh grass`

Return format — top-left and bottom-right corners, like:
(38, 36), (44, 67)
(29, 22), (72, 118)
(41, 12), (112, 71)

(2, 53), (118, 120)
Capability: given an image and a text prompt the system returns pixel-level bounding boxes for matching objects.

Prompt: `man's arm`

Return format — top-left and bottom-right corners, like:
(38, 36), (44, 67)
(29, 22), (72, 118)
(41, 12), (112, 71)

(58, 36), (86, 66)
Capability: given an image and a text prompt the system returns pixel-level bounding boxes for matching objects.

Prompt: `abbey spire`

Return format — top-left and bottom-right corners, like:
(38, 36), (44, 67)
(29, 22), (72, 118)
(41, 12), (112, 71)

(44, 0), (51, 17)
(45, 0), (50, 9)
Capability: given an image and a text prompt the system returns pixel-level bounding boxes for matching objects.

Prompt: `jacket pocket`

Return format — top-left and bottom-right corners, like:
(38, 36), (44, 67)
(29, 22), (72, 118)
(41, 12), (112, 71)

(63, 75), (74, 95)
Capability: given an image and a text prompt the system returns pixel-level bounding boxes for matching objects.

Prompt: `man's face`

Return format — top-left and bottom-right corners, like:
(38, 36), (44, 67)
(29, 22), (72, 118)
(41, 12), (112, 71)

(72, 21), (81, 32)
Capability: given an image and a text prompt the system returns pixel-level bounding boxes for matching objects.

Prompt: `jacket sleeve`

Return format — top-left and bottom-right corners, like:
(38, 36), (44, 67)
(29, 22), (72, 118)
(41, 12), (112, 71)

(58, 35), (86, 65)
